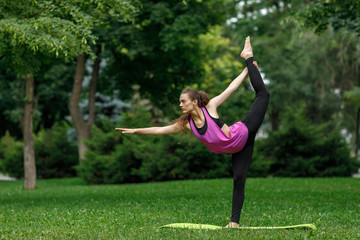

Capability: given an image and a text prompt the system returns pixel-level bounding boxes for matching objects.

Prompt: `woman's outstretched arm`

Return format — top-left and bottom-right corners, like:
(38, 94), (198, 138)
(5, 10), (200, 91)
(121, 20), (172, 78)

(207, 67), (249, 109)
(115, 122), (183, 135)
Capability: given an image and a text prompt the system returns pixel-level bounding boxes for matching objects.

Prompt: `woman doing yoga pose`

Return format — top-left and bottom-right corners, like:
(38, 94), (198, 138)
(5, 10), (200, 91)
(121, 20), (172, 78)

(115, 36), (270, 228)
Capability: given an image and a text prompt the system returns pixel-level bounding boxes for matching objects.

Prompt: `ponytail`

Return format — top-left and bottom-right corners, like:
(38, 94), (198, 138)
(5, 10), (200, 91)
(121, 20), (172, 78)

(197, 90), (210, 107)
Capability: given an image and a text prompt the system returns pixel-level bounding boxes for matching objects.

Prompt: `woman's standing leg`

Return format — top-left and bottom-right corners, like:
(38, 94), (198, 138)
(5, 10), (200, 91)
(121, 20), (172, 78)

(230, 142), (254, 224)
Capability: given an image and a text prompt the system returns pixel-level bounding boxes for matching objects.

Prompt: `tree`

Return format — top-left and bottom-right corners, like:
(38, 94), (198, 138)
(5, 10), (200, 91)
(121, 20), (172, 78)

(297, 0), (360, 35)
(69, 52), (99, 161)
(226, 0), (301, 130)
(196, 25), (254, 125)
(0, 0), (137, 189)
(98, 0), (236, 118)
(227, 0), (359, 132)
(295, 0), (360, 159)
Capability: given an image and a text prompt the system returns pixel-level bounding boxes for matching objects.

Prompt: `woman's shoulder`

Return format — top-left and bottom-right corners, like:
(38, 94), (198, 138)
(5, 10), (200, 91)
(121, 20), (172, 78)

(205, 102), (220, 118)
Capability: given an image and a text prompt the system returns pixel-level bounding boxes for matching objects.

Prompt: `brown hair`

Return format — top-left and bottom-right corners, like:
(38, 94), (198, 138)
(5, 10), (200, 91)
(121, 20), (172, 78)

(174, 88), (210, 131)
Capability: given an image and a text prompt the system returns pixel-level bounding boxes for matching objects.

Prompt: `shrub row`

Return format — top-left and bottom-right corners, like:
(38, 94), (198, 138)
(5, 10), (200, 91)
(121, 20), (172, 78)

(76, 108), (233, 184)
(76, 106), (359, 184)
(0, 123), (77, 179)
(252, 109), (359, 177)
(1, 107), (358, 182)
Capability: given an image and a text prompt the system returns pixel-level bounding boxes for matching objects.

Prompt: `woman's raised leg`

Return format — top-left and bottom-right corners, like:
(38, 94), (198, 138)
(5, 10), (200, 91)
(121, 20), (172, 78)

(241, 37), (270, 145)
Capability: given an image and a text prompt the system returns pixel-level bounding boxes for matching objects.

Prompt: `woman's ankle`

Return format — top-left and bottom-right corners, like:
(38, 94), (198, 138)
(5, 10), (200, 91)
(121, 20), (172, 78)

(245, 56), (255, 65)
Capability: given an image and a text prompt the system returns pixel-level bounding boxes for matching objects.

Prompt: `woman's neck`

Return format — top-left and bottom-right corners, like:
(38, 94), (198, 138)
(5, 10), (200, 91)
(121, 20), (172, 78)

(190, 107), (204, 122)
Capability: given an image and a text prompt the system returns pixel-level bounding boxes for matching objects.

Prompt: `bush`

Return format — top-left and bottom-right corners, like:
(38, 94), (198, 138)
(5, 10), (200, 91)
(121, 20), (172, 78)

(0, 123), (78, 179)
(253, 108), (359, 177)
(247, 148), (272, 177)
(0, 132), (24, 178)
(77, 104), (359, 184)
(34, 123), (78, 178)
(76, 106), (232, 184)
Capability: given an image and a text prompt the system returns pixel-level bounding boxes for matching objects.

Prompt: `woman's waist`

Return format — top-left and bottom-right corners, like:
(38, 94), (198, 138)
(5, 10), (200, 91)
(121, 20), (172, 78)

(229, 121), (248, 135)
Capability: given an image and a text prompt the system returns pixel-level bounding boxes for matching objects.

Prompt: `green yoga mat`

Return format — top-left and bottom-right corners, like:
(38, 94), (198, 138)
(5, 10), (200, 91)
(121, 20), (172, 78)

(160, 223), (317, 230)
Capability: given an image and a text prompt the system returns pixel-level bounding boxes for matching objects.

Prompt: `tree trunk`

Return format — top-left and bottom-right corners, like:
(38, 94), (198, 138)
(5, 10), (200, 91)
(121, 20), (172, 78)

(69, 50), (100, 161)
(271, 111), (279, 131)
(88, 48), (100, 127)
(355, 107), (360, 160)
(70, 54), (87, 160)
(24, 73), (36, 190)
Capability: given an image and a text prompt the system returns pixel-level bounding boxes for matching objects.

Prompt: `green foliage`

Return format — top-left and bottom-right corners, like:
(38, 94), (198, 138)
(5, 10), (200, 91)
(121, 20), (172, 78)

(172, 135), (232, 179)
(0, 132), (23, 178)
(0, 64), (24, 138)
(98, 0), (236, 114)
(34, 123), (78, 178)
(196, 25), (254, 125)
(0, 0), (139, 73)
(228, 0), (360, 139)
(247, 149), (272, 178)
(296, 0), (360, 35)
(76, 105), (232, 184)
(77, 102), (358, 184)
(36, 62), (77, 129)
(254, 107), (359, 177)
(0, 123), (79, 179)
(344, 87), (360, 108)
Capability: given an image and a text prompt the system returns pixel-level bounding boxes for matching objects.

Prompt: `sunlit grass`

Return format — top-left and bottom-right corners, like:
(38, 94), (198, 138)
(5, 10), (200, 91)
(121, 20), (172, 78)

(0, 177), (359, 239)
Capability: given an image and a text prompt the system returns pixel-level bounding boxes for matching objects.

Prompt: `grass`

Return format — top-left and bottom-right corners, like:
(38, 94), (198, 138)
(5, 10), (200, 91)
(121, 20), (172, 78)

(0, 177), (359, 239)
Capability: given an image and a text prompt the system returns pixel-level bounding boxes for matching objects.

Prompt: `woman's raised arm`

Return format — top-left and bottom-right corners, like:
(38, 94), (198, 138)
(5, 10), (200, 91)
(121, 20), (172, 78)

(115, 122), (184, 135)
(207, 67), (249, 109)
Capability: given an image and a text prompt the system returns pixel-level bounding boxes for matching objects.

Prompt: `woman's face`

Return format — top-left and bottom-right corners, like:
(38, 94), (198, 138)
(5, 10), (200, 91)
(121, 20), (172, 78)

(179, 93), (197, 114)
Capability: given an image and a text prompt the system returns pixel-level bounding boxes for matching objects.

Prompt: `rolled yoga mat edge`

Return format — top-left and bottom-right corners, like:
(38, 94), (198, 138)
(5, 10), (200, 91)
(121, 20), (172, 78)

(159, 223), (317, 230)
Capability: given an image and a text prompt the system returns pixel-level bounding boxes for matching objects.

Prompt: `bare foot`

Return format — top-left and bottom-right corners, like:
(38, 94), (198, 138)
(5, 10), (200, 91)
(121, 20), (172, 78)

(224, 222), (239, 228)
(240, 36), (253, 60)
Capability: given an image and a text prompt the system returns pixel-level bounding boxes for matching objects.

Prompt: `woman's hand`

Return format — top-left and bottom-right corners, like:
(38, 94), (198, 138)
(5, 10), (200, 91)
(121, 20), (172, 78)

(115, 123), (183, 135)
(115, 128), (136, 134)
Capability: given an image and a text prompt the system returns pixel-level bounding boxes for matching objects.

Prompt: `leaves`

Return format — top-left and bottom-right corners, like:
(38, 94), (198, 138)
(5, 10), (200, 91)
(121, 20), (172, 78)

(0, 0), (139, 74)
(97, 0), (236, 113)
(1, 17), (93, 58)
(297, 0), (360, 35)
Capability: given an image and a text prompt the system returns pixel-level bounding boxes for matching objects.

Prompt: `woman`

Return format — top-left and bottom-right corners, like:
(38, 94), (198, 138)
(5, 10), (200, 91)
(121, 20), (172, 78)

(115, 36), (270, 228)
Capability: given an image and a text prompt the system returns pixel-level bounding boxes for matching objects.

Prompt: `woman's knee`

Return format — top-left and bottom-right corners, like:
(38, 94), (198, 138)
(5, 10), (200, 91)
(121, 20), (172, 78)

(256, 87), (270, 99)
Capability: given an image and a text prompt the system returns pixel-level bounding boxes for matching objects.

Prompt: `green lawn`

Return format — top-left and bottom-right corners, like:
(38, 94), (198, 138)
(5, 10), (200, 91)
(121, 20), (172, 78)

(0, 178), (359, 239)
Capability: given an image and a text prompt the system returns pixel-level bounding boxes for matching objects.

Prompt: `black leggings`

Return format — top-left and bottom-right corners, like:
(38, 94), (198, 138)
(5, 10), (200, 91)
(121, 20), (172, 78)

(231, 57), (270, 223)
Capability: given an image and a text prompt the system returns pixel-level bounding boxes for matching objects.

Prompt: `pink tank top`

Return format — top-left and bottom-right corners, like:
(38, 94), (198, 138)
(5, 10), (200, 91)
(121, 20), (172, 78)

(189, 107), (248, 154)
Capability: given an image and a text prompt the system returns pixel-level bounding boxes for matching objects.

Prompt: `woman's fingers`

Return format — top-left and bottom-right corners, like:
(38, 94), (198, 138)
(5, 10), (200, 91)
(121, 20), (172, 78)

(115, 128), (129, 133)
(115, 128), (135, 134)
(253, 61), (259, 68)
